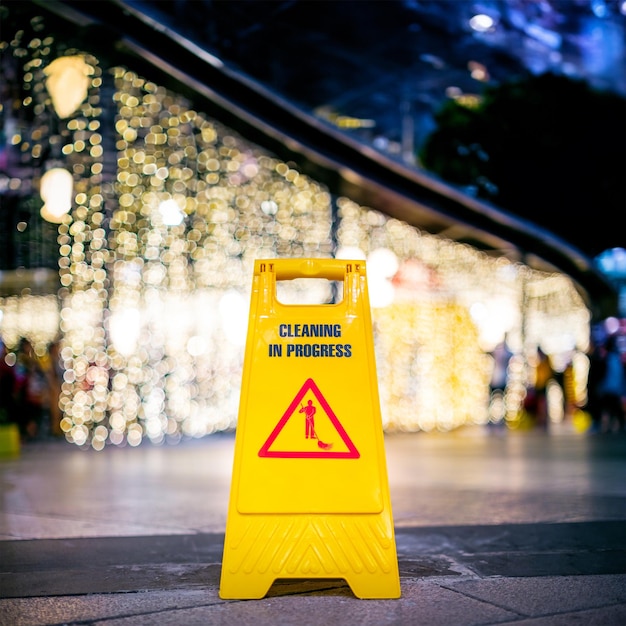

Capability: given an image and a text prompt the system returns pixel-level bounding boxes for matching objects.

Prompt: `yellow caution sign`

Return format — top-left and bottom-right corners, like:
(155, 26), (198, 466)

(220, 258), (400, 600)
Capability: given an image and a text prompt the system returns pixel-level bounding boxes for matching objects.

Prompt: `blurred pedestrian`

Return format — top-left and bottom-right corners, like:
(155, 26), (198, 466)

(14, 338), (48, 440)
(561, 357), (577, 420)
(488, 337), (513, 426)
(585, 337), (607, 433)
(44, 339), (64, 437)
(596, 334), (626, 433)
(490, 337), (513, 395)
(0, 340), (17, 425)
(532, 346), (555, 430)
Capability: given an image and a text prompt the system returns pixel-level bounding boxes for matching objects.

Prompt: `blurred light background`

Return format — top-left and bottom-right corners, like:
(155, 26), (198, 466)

(1, 1), (624, 449)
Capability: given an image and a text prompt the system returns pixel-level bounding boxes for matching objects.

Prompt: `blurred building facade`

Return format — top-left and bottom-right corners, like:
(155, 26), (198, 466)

(0, 2), (619, 449)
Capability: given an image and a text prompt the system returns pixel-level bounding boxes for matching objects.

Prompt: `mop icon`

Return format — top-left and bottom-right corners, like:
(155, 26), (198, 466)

(300, 400), (333, 450)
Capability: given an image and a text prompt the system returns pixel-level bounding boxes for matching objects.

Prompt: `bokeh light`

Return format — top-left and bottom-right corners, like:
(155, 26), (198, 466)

(0, 26), (591, 449)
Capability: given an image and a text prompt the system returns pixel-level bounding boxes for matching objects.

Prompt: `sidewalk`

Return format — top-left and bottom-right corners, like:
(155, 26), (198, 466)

(1, 427), (625, 625)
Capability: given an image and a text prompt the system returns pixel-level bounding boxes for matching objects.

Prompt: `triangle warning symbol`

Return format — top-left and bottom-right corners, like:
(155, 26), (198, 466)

(259, 378), (360, 459)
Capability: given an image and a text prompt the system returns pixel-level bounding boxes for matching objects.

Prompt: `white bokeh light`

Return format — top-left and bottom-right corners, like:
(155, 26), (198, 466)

(159, 199), (185, 226)
(109, 308), (141, 356)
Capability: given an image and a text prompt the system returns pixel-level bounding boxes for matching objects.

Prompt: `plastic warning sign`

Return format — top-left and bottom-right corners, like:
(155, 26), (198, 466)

(220, 259), (400, 600)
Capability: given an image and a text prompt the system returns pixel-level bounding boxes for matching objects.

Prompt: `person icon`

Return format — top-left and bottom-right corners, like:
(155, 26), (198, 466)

(299, 399), (316, 439)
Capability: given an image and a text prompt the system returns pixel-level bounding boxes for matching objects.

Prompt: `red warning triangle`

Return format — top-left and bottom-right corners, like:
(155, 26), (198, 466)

(259, 378), (360, 459)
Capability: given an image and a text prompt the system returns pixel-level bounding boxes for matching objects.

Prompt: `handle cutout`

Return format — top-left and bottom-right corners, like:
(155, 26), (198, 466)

(257, 259), (363, 308)
(275, 277), (343, 305)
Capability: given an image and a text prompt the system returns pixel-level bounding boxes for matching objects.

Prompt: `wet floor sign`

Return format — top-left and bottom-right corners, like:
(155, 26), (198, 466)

(219, 259), (400, 599)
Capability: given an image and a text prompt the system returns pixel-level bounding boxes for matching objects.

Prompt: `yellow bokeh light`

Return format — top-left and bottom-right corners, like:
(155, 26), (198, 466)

(1, 51), (591, 450)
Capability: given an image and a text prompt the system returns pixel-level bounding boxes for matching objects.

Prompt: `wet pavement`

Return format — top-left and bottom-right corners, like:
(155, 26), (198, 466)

(1, 425), (625, 625)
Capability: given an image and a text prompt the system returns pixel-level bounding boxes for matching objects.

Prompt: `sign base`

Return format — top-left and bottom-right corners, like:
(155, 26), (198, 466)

(220, 513), (399, 599)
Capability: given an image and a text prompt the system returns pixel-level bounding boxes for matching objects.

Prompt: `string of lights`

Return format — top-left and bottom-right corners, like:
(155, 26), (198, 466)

(0, 19), (590, 449)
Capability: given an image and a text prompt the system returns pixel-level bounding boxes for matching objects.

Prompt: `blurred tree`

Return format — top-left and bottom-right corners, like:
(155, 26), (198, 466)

(418, 73), (626, 258)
